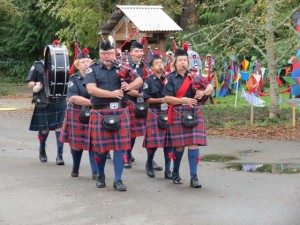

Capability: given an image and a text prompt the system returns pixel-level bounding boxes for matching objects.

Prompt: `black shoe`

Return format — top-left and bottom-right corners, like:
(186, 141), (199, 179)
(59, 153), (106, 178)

(153, 161), (163, 171)
(56, 156), (65, 165)
(71, 168), (79, 177)
(96, 175), (106, 188)
(164, 171), (173, 180)
(39, 147), (47, 162)
(172, 172), (183, 184)
(145, 164), (155, 178)
(124, 161), (132, 169)
(107, 152), (112, 160)
(190, 175), (202, 188)
(92, 172), (97, 180)
(130, 156), (135, 162)
(113, 180), (127, 191)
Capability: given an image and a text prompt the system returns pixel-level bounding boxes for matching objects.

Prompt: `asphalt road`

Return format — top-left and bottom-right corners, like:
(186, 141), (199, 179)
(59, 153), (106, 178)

(0, 103), (300, 225)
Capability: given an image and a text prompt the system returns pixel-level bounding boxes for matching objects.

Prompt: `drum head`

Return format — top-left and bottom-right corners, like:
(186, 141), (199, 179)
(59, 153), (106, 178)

(44, 44), (70, 98)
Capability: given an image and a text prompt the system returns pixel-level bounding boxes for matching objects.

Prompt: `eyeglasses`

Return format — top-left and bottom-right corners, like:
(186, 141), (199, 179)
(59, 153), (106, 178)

(100, 52), (114, 56)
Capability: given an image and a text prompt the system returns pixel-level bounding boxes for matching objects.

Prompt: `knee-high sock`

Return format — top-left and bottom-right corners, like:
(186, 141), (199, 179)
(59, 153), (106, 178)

(71, 149), (83, 171)
(127, 138), (136, 159)
(172, 149), (184, 174)
(163, 147), (172, 172)
(55, 131), (64, 157)
(146, 148), (157, 168)
(113, 150), (125, 181)
(188, 149), (200, 177)
(38, 130), (49, 150)
(94, 152), (108, 176)
(88, 150), (97, 173)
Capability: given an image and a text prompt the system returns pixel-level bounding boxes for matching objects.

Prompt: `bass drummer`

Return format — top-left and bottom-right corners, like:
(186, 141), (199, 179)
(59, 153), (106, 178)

(27, 40), (67, 165)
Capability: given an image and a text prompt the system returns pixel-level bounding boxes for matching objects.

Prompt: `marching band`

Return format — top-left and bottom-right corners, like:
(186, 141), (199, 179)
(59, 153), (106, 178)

(27, 36), (218, 192)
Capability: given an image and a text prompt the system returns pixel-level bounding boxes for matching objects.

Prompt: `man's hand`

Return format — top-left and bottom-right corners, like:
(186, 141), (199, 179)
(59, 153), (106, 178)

(33, 82), (43, 93)
(121, 81), (129, 92)
(194, 90), (205, 99)
(112, 90), (124, 99)
(185, 98), (198, 108)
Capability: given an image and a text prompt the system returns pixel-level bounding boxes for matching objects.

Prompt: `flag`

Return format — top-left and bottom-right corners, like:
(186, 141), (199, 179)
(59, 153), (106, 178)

(241, 59), (249, 71)
(241, 89), (265, 107)
(282, 77), (296, 85)
(291, 49), (300, 96)
(285, 67), (291, 76)
(261, 67), (266, 78)
(280, 96), (300, 107)
(240, 72), (249, 81)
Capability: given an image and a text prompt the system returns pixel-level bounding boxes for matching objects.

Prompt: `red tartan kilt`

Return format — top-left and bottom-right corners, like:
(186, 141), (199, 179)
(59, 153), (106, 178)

(86, 108), (131, 153)
(127, 100), (146, 138)
(59, 104), (89, 150)
(143, 108), (167, 148)
(165, 105), (207, 147)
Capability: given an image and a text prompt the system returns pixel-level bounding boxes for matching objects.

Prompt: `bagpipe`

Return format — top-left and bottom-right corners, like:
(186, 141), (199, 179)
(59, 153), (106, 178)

(98, 31), (139, 83)
(183, 66), (209, 104)
(106, 59), (138, 83)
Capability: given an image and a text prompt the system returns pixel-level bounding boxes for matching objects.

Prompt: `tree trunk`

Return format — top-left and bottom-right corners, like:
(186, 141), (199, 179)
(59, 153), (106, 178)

(180, 0), (199, 30)
(266, 0), (280, 118)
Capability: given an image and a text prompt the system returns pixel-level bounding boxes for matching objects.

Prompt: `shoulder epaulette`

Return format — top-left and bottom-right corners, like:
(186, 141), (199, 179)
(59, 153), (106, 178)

(90, 62), (100, 67)
(34, 60), (44, 66)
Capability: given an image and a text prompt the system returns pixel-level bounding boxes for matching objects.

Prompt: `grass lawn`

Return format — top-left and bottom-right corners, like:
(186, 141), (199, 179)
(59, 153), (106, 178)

(202, 84), (300, 128)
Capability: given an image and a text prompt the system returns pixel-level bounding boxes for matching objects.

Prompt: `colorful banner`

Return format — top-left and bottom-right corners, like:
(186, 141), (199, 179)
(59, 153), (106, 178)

(282, 77), (296, 85)
(280, 96), (300, 107)
(241, 89), (265, 107)
(240, 72), (249, 81)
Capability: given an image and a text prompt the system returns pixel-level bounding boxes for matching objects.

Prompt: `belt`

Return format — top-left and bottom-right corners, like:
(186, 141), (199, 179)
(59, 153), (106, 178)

(149, 104), (161, 109)
(48, 97), (66, 104)
(92, 102), (128, 110)
(70, 104), (92, 110)
(71, 104), (82, 109)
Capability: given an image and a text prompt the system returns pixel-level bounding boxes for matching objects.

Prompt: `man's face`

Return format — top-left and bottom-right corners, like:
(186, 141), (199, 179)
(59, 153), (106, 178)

(99, 49), (115, 66)
(176, 56), (189, 71)
(131, 48), (143, 63)
(150, 59), (164, 73)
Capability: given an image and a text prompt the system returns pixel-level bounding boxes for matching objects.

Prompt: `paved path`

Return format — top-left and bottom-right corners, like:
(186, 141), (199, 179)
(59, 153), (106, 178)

(0, 100), (299, 225)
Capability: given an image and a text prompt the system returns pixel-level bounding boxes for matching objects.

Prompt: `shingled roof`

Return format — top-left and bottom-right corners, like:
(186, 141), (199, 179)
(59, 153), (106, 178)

(101, 5), (182, 34)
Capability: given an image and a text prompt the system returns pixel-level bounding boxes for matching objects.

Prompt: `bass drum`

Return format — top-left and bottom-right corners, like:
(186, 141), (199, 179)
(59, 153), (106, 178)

(44, 44), (70, 98)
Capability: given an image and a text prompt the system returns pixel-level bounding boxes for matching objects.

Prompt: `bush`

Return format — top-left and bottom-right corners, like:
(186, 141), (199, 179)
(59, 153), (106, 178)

(0, 88), (16, 96)
(0, 58), (32, 83)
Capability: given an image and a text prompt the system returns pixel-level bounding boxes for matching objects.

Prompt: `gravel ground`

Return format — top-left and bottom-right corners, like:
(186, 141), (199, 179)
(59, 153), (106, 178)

(0, 94), (300, 225)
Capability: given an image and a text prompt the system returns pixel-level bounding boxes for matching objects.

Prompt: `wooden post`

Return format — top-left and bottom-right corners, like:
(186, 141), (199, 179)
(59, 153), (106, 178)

(292, 95), (296, 127)
(292, 106), (296, 127)
(250, 105), (254, 126)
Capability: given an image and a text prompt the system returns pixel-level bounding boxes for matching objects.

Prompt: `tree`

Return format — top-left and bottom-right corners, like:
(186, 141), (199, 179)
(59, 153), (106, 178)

(182, 0), (300, 118)
(0, 0), (66, 80)
(180, 0), (200, 30)
(37, 0), (185, 50)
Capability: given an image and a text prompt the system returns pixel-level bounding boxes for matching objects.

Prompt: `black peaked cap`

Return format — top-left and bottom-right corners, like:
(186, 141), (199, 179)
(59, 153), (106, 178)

(175, 48), (188, 57)
(131, 41), (143, 49)
(99, 41), (113, 51)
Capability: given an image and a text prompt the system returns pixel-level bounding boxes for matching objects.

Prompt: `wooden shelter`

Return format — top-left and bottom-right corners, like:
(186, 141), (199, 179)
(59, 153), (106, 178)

(100, 5), (182, 52)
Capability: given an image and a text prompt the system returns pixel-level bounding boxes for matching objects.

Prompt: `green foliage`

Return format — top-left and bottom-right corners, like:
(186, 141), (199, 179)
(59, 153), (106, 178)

(0, 88), (16, 96)
(202, 100), (300, 128)
(0, 58), (31, 83)
(184, 0), (299, 69)
(0, 0), (66, 81)
(38, 0), (102, 49)
(37, 0), (183, 52)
